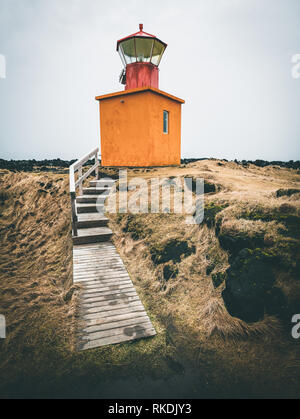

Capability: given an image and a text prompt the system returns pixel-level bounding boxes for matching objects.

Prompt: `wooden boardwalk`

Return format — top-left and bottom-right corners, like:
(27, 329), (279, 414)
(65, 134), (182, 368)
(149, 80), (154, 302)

(73, 242), (156, 351)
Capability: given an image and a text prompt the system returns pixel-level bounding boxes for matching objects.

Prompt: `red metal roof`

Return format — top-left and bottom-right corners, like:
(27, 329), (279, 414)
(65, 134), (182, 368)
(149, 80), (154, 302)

(117, 24), (167, 51)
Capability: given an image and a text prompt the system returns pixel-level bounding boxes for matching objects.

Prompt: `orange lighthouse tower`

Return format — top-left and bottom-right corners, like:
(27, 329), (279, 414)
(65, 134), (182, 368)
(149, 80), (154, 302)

(96, 24), (184, 167)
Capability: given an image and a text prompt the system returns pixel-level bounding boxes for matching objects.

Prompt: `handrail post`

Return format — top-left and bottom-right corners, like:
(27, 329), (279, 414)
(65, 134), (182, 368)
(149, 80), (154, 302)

(70, 192), (78, 236)
(78, 167), (83, 195)
(95, 151), (99, 180)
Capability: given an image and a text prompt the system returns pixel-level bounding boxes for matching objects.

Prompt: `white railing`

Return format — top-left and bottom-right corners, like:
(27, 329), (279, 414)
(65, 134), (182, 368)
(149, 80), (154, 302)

(69, 148), (99, 236)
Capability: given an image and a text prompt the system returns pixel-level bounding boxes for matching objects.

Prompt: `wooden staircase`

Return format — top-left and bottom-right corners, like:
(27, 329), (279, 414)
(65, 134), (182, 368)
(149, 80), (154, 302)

(69, 148), (156, 350)
(72, 180), (114, 245)
(69, 149), (115, 245)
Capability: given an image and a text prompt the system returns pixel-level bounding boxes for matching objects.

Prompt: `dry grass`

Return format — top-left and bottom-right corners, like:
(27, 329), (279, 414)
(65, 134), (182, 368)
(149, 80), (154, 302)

(1, 159), (300, 397)
(106, 159), (300, 397)
(0, 170), (76, 383)
(199, 297), (281, 340)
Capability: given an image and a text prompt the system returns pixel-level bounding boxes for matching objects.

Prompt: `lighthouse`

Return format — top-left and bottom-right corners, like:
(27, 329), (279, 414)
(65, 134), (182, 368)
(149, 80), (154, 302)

(96, 24), (184, 167)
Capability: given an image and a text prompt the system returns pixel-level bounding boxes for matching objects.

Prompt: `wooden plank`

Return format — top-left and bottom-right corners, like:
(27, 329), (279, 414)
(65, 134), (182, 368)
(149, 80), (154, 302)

(75, 274), (130, 283)
(81, 278), (133, 288)
(74, 264), (127, 271)
(74, 266), (126, 274)
(73, 245), (116, 251)
(74, 275), (129, 284)
(77, 327), (156, 351)
(74, 252), (118, 258)
(80, 295), (140, 308)
(80, 293), (138, 306)
(74, 265), (126, 271)
(75, 268), (128, 275)
(80, 286), (135, 298)
(75, 274), (128, 279)
(74, 272), (128, 281)
(73, 246), (117, 251)
(80, 290), (138, 302)
(74, 274), (130, 282)
(80, 283), (134, 294)
(74, 252), (118, 257)
(79, 314), (151, 334)
(80, 300), (143, 314)
(73, 248), (116, 253)
(74, 257), (121, 264)
(74, 272), (128, 280)
(80, 305), (146, 320)
(79, 313), (149, 328)
(73, 254), (122, 261)
(74, 248), (116, 253)
(74, 262), (126, 269)
(79, 319), (154, 340)
(80, 280), (132, 288)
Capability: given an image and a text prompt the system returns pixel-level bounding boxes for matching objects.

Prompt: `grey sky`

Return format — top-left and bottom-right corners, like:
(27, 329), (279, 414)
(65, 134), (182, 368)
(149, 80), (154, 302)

(0, 0), (299, 161)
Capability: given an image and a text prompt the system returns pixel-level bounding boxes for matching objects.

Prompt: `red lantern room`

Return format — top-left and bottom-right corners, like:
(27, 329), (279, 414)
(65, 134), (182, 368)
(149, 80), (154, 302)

(117, 24), (167, 90)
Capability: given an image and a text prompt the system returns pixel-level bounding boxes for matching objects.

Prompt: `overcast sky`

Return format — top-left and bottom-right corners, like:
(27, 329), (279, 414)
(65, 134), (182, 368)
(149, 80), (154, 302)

(0, 0), (299, 161)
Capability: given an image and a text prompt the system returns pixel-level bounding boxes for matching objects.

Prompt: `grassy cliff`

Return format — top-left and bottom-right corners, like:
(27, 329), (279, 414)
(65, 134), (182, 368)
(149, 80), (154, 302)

(0, 160), (300, 398)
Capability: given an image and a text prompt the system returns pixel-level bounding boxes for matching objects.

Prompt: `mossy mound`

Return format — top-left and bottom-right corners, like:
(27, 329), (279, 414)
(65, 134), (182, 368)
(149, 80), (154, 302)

(211, 271), (227, 288)
(149, 238), (195, 265)
(240, 207), (300, 239)
(120, 214), (153, 240)
(184, 177), (219, 194)
(218, 230), (265, 258)
(204, 202), (228, 228)
(163, 262), (179, 280)
(276, 188), (300, 198)
(271, 238), (300, 276)
(222, 248), (279, 322)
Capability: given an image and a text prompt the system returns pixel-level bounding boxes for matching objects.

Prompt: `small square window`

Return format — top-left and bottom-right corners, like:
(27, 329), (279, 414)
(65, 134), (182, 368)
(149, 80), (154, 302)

(163, 110), (169, 134)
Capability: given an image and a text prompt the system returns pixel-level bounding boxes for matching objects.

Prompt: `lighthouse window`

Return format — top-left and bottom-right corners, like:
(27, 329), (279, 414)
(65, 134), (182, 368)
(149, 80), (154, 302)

(135, 38), (153, 62)
(151, 40), (165, 66)
(163, 111), (169, 134)
(121, 38), (137, 64)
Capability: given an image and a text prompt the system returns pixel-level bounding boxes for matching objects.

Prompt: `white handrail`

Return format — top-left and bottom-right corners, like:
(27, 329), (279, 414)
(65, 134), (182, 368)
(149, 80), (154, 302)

(69, 148), (99, 236)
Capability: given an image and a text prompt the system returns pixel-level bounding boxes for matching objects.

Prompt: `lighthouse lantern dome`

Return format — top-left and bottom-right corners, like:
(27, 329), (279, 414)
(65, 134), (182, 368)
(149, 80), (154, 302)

(117, 24), (167, 67)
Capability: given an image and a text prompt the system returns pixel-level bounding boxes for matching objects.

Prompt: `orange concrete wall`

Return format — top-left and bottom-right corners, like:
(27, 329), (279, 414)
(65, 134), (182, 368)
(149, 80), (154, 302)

(99, 90), (182, 167)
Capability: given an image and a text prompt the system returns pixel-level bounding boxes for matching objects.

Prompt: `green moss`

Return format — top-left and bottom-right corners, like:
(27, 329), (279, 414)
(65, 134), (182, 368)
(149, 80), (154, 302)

(271, 238), (300, 276)
(240, 207), (300, 239)
(204, 202), (228, 228)
(163, 262), (179, 280)
(218, 230), (265, 257)
(276, 188), (300, 198)
(222, 248), (277, 322)
(211, 271), (227, 288)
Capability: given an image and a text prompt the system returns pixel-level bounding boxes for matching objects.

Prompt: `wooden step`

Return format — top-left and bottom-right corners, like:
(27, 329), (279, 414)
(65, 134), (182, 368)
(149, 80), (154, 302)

(72, 227), (113, 245)
(76, 195), (107, 204)
(83, 187), (110, 195)
(90, 179), (115, 188)
(77, 213), (109, 228)
(76, 202), (105, 213)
